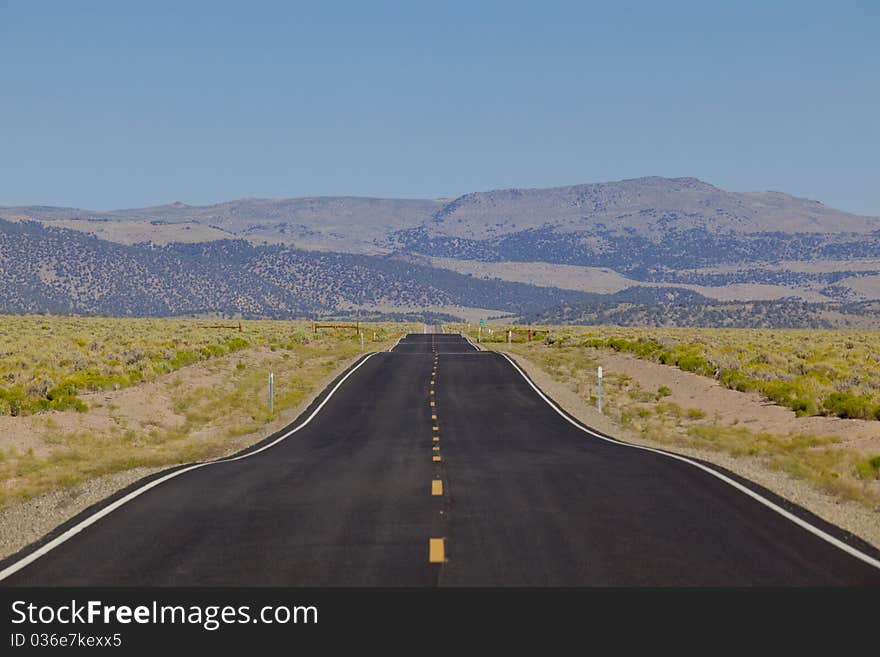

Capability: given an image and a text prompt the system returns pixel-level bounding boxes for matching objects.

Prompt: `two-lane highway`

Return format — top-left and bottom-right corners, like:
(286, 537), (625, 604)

(2, 334), (879, 585)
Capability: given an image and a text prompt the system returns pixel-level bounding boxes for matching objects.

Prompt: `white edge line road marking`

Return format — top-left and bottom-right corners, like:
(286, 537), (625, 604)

(462, 334), (482, 351)
(0, 352), (379, 582)
(387, 334), (405, 352)
(500, 352), (880, 571)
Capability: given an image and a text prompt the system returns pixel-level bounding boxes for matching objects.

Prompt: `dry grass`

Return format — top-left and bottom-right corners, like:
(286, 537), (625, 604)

(0, 316), (414, 508)
(465, 325), (880, 512)
(428, 257), (830, 301)
(461, 324), (880, 420)
(0, 315), (400, 415)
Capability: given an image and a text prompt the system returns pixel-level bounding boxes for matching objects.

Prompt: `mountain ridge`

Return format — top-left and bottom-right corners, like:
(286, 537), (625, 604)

(0, 219), (605, 318)
(4, 177), (880, 322)
(3, 176), (877, 241)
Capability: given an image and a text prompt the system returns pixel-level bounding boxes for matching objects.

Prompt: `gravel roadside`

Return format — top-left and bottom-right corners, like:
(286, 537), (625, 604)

(0, 351), (368, 561)
(502, 350), (880, 550)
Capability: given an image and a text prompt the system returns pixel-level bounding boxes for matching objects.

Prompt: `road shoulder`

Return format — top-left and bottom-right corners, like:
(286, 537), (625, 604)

(0, 350), (370, 561)
(500, 349), (880, 550)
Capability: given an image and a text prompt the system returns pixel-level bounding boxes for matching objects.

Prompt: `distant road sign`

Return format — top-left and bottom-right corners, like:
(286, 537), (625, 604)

(479, 320), (485, 326)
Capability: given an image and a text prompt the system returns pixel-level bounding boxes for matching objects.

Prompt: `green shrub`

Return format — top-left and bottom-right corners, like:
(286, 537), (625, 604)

(170, 350), (200, 369)
(821, 392), (877, 420)
(46, 382), (78, 400)
(719, 368), (756, 392)
(0, 387), (28, 416)
(856, 456), (880, 480)
(225, 337), (250, 351)
(48, 395), (87, 413)
(755, 380), (821, 416)
(789, 397), (817, 417)
(607, 337), (635, 352)
(152, 361), (172, 375)
(633, 339), (664, 358)
(656, 386), (672, 398)
(676, 353), (714, 376)
(200, 344), (226, 358)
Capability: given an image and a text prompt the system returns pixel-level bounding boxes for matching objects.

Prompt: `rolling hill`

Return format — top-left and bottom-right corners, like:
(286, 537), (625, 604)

(0, 219), (607, 319)
(3, 177), (880, 324)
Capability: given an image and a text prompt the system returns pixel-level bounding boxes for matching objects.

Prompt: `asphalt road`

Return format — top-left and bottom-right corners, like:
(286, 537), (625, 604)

(2, 334), (879, 586)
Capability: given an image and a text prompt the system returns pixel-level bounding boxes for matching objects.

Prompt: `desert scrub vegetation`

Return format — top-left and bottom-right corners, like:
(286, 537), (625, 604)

(0, 315), (406, 417)
(633, 404), (880, 509)
(0, 316), (413, 508)
(459, 324), (880, 421)
(461, 324), (880, 510)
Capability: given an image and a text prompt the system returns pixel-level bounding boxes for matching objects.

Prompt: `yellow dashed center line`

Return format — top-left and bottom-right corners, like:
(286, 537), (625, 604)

(429, 538), (445, 563)
(428, 339), (447, 567)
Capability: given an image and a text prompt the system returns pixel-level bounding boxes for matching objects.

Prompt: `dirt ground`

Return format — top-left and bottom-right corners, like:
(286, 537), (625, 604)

(3, 340), (878, 562)
(589, 349), (880, 452)
(498, 347), (880, 549)
(0, 346), (281, 460)
(0, 350), (365, 560)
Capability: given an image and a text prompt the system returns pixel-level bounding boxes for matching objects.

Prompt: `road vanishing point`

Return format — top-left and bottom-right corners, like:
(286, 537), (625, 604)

(2, 334), (879, 586)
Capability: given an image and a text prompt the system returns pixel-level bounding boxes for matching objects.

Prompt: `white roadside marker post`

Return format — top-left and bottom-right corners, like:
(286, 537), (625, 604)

(508, 330), (512, 344)
(597, 366), (603, 415)
(360, 331), (364, 352)
(269, 371), (274, 417)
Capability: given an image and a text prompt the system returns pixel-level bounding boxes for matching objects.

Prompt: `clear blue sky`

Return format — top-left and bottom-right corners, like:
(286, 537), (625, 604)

(1, 1), (877, 214)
